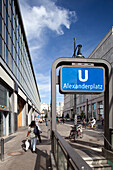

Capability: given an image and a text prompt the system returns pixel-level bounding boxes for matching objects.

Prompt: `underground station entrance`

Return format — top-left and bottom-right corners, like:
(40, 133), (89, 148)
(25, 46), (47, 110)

(51, 57), (113, 169)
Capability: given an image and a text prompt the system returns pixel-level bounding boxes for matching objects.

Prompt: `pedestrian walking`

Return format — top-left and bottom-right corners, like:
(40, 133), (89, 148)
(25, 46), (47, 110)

(82, 118), (86, 128)
(36, 121), (42, 143)
(26, 121), (38, 153)
(62, 118), (65, 124)
(45, 118), (48, 126)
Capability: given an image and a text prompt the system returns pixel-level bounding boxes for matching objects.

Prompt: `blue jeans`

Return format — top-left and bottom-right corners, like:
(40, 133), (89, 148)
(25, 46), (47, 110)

(31, 137), (37, 151)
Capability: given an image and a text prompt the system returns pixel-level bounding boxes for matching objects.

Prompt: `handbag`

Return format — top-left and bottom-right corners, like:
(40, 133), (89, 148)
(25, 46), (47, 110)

(25, 139), (30, 151)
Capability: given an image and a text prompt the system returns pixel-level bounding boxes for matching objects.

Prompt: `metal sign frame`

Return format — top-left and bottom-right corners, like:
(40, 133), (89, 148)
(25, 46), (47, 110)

(51, 57), (113, 151)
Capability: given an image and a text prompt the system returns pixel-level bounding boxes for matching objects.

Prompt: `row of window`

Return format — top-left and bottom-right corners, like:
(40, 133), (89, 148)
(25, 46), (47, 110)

(0, 0), (40, 107)
(78, 102), (101, 114)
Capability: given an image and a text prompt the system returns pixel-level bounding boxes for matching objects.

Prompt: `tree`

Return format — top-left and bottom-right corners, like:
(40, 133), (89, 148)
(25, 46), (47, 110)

(80, 110), (85, 119)
(45, 113), (48, 118)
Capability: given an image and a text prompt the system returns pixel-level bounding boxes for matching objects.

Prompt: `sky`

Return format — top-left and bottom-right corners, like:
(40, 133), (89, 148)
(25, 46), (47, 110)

(18, 0), (113, 105)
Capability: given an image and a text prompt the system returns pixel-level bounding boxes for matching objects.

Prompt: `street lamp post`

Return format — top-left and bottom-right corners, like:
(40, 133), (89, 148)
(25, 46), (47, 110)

(72, 39), (84, 125)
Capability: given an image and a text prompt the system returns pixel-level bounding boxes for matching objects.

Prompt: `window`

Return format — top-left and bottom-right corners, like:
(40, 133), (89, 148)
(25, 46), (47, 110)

(2, 39), (4, 59)
(8, 52), (11, 68)
(6, 0), (8, 12)
(6, 11), (8, 29)
(6, 29), (8, 47)
(0, 36), (2, 56)
(18, 58), (20, 69)
(18, 70), (20, 82)
(11, 24), (13, 40)
(15, 36), (17, 51)
(15, 63), (17, 78)
(6, 47), (8, 64)
(11, 56), (13, 71)
(93, 103), (96, 110)
(0, 0), (2, 14)
(3, 4), (6, 24)
(15, 49), (17, 63)
(0, 15), (2, 36)
(2, 19), (4, 39)
(11, 40), (13, 56)
(11, 0), (13, 11)
(11, 9), (13, 26)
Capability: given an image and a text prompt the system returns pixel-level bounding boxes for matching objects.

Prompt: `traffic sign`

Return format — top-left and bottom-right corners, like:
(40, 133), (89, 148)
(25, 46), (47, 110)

(60, 65), (105, 93)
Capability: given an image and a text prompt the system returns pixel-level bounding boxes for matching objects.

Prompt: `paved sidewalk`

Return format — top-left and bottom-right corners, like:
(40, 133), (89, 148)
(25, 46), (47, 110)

(0, 123), (52, 170)
(57, 122), (104, 159)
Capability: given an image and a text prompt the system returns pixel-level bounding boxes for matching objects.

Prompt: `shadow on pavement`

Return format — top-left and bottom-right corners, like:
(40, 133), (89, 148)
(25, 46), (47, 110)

(34, 148), (51, 170)
(38, 139), (51, 146)
(68, 141), (103, 158)
(70, 139), (104, 148)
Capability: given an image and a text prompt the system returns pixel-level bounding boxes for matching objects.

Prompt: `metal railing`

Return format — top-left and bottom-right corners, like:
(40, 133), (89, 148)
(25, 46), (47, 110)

(52, 130), (92, 170)
(0, 138), (4, 161)
(100, 133), (113, 150)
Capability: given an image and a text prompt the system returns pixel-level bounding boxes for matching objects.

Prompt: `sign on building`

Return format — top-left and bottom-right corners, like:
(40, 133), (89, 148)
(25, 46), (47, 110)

(60, 65), (105, 93)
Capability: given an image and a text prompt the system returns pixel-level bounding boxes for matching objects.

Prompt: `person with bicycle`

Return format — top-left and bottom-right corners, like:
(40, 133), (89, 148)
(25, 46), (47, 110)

(91, 117), (96, 128)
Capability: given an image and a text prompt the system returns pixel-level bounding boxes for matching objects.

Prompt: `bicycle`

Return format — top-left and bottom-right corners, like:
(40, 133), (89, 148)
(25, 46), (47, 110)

(87, 122), (96, 129)
(69, 125), (83, 140)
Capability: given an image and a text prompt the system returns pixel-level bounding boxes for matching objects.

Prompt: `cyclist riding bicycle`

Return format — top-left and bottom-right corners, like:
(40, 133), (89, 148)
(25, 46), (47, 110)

(91, 117), (96, 128)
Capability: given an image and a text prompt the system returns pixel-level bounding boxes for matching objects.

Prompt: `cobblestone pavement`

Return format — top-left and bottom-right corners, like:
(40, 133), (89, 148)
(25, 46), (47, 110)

(0, 123), (51, 170)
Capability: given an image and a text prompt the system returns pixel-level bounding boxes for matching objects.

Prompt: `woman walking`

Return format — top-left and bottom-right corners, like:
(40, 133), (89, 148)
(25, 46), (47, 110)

(26, 121), (37, 153)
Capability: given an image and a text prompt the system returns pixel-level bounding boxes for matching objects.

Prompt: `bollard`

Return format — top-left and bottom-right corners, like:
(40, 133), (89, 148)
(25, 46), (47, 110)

(1, 138), (4, 161)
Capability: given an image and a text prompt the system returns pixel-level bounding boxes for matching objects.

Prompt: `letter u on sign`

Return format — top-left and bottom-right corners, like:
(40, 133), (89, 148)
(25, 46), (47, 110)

(78, 70), (88, 82)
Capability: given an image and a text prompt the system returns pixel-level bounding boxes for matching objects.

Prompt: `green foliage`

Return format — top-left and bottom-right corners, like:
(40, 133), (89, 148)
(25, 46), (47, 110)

(80, 110), (85, 118)
(45, 113), (48, 118)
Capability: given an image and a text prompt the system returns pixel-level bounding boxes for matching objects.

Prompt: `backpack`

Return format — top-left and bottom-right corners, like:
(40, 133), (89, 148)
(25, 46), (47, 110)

(34, 125), (39, 136)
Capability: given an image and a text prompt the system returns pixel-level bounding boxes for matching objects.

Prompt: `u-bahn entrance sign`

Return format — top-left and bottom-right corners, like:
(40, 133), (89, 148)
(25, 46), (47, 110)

(51, 57), (113, 152)
(60, 66), (105, 93)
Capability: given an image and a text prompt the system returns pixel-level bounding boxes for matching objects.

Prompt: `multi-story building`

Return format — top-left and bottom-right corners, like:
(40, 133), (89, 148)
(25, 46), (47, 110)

(77, 27), (113, 120)
(64, 27), (113, 121)
(0, 0), (41, 137)
(64, 94), (74, 118)
(40, 103), (50, 118)
(56, 102), (64, 117)
(41, 103), (50, 112)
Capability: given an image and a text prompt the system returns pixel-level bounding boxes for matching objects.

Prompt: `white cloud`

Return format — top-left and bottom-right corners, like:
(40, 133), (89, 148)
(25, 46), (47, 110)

(37, 73), (64, 104)
(18, 0), (76, 104)
(36, 73), (51, 103)
(19, 0), (77, 48)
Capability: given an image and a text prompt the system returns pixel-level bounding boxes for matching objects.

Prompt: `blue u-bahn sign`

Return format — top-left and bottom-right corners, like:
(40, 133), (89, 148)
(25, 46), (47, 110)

(60, 65), (105, 93)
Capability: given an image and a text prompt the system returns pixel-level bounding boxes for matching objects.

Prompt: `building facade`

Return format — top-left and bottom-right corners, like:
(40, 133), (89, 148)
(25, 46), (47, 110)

(77, 27), (113, 120)
(64, 27), (113, 121)
(0, 0), (41, 137)
(40, 103), (50, 119)
(64, 94), (74, 118)
(56, 102), (64, 117)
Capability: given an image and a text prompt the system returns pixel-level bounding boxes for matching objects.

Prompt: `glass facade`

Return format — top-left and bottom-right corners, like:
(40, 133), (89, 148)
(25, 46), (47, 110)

(0, 0), (40, 109)
(0, 83), (10, 136)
